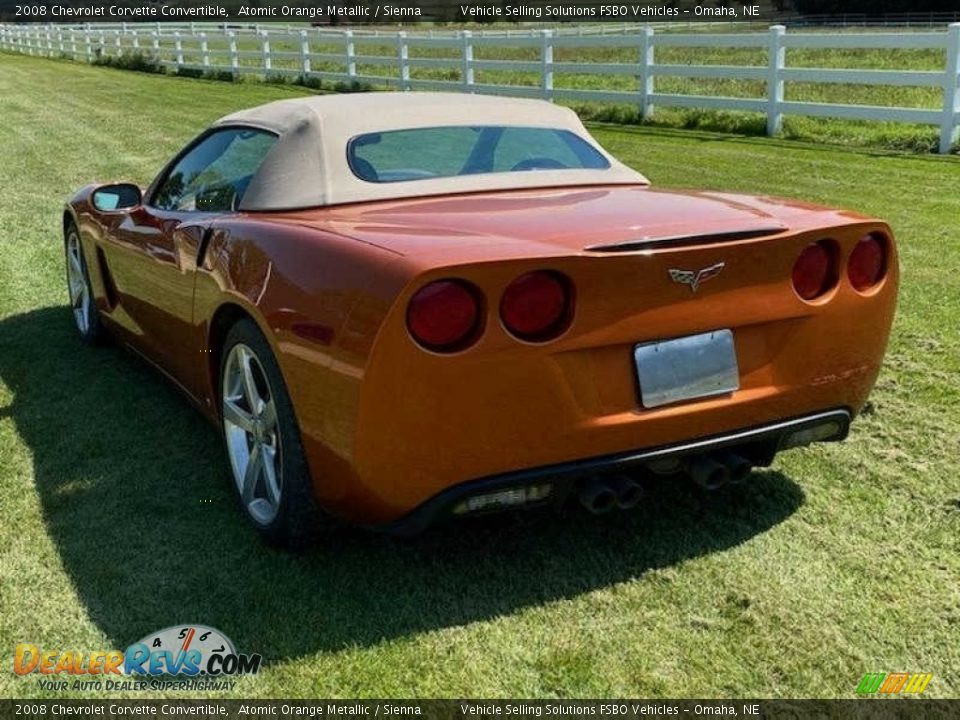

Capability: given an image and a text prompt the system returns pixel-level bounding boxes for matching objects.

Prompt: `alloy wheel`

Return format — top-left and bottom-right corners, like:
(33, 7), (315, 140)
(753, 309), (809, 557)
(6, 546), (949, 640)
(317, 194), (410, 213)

(222, 343), (282, 525)
(65, 232), (90, 335)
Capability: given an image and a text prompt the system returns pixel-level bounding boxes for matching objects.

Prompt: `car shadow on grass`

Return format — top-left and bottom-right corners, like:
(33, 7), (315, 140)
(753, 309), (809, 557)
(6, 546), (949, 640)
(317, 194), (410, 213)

(1, 306), (805, 662)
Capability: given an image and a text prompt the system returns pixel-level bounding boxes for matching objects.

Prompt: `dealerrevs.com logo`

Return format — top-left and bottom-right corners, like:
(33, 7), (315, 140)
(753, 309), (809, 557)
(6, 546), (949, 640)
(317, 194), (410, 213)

(14, 624), (262, 692)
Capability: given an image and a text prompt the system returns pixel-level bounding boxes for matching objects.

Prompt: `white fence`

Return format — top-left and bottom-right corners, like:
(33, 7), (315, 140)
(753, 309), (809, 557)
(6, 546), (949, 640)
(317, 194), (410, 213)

(2, 22), (959, 153)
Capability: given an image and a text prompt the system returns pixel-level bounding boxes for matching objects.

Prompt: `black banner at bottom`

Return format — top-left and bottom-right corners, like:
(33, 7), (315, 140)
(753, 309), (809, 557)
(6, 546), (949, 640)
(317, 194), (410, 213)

(2, 700), (959, 720)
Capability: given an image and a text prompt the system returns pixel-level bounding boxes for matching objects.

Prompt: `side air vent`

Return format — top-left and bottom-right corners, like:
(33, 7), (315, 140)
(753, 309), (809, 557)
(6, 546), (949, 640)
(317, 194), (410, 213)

(96, 246), (119, 309)
(585, 226), (786, 253)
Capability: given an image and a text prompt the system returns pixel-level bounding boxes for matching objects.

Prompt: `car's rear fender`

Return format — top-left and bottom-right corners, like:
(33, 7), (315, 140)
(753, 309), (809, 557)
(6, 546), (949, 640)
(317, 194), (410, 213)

(192, 218), (414, 518)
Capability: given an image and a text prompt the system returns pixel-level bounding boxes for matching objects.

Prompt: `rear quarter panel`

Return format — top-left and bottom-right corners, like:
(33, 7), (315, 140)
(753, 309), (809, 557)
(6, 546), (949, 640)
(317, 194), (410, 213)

(193, 218), (412, 517)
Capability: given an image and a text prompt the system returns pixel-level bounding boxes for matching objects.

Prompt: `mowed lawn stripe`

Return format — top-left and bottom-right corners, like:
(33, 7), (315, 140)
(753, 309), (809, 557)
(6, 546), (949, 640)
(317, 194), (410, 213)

(0, 53), (957, 699)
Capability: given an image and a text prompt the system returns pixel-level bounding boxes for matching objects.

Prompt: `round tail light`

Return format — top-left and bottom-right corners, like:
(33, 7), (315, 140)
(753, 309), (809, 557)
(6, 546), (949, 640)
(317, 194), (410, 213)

(500, 270), (573, 342)
(792, 241), (836, 301)
(407, 280), (483, 352)
(848, 234), (887, 292)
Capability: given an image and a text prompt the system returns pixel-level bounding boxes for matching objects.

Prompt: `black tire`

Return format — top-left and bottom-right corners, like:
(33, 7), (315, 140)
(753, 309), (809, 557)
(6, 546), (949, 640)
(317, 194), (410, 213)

(219, 318), (331, 548)
(65, 223), (106, 345)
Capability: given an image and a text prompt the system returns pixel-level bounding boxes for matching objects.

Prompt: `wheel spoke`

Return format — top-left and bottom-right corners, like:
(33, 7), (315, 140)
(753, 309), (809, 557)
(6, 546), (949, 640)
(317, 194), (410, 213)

(68, 245), (82, 275)
(243, 442), (261, 503)
(261, 444), (280, 506)
(223, 397), (255, 433)
(240, 348), (263, 416)
(260, 398), (277, 432)
(69, 278), (83, 305)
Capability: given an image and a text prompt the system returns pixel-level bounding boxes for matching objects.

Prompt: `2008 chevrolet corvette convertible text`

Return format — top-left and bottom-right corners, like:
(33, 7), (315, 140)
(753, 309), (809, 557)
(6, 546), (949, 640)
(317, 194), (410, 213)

(64, 92), (897, 546)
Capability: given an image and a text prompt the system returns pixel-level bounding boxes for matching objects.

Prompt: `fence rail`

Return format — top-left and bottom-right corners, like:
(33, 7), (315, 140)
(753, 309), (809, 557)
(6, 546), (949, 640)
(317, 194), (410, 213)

(2, 22), (958, 153)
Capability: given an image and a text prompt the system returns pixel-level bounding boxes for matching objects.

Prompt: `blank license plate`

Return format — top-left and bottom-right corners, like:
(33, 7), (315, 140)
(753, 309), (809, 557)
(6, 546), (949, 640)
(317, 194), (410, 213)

(634, 329), (739, 409)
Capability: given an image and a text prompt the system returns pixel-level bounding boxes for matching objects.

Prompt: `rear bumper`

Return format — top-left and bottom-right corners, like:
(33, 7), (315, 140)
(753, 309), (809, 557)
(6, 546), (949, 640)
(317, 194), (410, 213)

(377, 408), (850, 535)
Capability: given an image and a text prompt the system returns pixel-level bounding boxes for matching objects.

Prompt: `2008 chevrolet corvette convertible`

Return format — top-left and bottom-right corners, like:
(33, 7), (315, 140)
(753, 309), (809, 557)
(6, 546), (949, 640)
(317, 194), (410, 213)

(64, 92), (897, 545)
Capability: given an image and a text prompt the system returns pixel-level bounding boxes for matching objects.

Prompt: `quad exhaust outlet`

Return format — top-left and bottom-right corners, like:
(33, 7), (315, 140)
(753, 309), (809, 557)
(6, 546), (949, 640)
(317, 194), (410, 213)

(575, 451), (753, 513)
(578, 474), (644, 514)
(683, 451), (754, 490)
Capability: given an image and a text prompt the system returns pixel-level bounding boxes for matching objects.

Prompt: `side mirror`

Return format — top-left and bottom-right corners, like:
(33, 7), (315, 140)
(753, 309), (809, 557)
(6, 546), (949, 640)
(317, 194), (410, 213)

(92, 183), (142, 212)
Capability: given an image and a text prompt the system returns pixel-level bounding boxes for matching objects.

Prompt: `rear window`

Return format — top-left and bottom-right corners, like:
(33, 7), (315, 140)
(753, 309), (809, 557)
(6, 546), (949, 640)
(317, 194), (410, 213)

(347, 126), (611, 183)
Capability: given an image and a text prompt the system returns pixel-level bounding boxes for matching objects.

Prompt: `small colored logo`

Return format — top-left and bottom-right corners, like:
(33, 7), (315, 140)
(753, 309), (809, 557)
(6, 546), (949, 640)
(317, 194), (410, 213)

(856, 672), (933, 696)
(14, 624), (261, 678)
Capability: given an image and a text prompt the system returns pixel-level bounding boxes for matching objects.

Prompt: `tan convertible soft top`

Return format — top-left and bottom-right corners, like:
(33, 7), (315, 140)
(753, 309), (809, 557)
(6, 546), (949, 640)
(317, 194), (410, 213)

(211, 92), (648, 211)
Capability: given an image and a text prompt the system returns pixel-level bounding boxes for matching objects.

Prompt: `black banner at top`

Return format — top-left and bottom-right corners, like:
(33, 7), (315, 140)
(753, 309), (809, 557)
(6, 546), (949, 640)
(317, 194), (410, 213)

(0, 1), (783, 23)
(3, 1), (958, 25)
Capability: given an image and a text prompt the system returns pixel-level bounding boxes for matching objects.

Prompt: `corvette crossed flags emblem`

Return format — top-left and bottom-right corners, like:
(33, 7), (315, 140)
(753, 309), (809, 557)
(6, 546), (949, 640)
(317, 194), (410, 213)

(668, 262), (726, 293)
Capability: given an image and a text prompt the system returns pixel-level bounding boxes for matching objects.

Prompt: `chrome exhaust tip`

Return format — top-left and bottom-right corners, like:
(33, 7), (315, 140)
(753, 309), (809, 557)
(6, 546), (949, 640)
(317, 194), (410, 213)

(715, 451), (753, 484)
(578, 477), (617, 514)
(609, 474), (644, 510)
(683, 455), (730, 491)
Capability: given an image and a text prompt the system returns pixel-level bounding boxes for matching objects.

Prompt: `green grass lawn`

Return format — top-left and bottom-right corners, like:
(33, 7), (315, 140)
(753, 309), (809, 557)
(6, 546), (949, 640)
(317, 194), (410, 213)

(0, 53), (958, 700)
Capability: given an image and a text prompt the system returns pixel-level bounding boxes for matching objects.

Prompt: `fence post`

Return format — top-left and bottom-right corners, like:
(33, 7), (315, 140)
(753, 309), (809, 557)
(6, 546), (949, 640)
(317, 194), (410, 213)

(151, 30), (159, 59)
(229, 31), (239, 79)
(84, 28), (91, 60)
(940, 23), (960, 154)
(200, 32), (209, 68)
(260, 30), (271, 77)
(461, 30), (474, 93)
(174, 31), (183, 70)
(766, 25), (786, 136)
(132, 29), (139, 52)
(98, 30), (105, 59)
(299, 29), (311, 76)
(57, 28), (63, 54)
(397, 31), (410, 91)
(344, 29), (356, 80)
(541, 29), (553, 102)
(45, 27), (51, 56)
(115, 31), (122, 57)
(639, 26), (655, 120)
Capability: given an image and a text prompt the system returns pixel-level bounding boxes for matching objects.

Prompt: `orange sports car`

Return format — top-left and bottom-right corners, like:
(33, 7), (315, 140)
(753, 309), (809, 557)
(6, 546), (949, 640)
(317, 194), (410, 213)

(64, 93), (897, 545)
